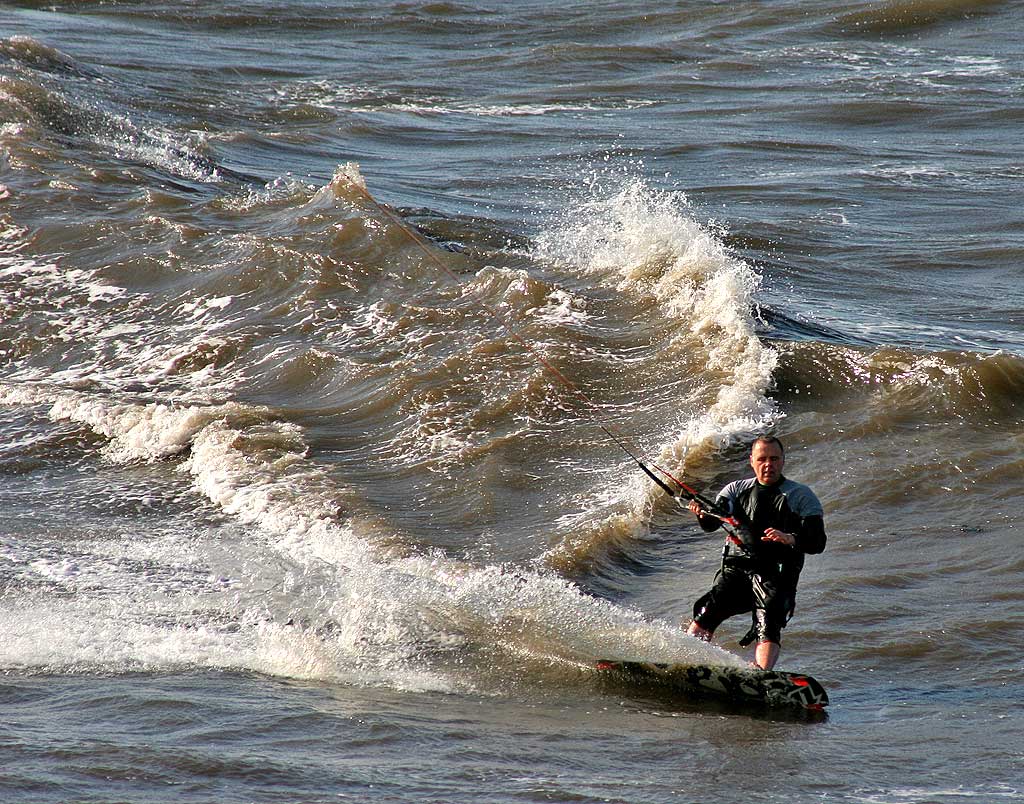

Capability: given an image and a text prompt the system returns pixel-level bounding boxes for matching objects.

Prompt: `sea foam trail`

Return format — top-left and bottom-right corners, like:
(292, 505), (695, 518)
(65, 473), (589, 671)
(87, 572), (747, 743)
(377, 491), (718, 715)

(0, 381), (742, 686)
(1, 164), (749, 685)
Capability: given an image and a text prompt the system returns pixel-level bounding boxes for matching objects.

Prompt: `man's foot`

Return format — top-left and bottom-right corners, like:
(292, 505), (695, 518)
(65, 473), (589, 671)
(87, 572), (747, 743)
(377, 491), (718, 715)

(686, 620), (714, 642)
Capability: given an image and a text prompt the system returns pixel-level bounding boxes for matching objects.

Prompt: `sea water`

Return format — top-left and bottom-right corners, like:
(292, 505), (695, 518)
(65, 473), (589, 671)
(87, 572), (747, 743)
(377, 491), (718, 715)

(2, 2), (1022, 801)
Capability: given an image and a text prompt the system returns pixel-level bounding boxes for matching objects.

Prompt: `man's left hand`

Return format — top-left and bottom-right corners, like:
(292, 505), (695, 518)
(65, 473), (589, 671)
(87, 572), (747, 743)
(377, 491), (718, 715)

(762, 528), (795, 547)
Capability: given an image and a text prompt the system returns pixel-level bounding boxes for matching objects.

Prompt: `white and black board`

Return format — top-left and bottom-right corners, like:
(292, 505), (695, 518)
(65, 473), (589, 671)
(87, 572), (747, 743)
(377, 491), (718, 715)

(596, 659), (829, 711)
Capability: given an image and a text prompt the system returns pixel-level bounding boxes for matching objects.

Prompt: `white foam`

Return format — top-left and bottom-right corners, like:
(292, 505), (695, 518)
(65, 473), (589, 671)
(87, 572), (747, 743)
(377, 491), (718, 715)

(270, 79), (655, 117)
(0, 594), (351, 682)
(849, 786), (1024, 803)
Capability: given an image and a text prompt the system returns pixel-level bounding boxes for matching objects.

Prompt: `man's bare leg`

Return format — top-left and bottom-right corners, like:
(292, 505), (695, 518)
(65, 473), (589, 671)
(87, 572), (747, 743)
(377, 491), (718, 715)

(754, 640), (780, 670)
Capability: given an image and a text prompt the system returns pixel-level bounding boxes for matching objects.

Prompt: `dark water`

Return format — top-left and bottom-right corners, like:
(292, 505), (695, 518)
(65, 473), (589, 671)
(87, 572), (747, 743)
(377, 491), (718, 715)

(2, 1), (1023, 801)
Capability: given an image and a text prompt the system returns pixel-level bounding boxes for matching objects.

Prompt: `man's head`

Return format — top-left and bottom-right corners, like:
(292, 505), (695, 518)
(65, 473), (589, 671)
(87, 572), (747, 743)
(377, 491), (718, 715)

(750, 436), (785, 486)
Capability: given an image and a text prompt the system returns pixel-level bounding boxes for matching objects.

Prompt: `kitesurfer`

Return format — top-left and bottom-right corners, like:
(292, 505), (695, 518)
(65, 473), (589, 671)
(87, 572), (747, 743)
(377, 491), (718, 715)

(686, 436), (827, 670)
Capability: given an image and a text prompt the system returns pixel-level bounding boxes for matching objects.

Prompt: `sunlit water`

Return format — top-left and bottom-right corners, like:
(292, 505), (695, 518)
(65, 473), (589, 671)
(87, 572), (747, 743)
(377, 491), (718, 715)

(2, 2), (1023, 802)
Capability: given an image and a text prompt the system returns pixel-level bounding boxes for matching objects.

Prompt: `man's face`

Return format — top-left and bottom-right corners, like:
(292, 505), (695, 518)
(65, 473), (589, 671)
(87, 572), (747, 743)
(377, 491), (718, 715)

(750, 441), (784, 485)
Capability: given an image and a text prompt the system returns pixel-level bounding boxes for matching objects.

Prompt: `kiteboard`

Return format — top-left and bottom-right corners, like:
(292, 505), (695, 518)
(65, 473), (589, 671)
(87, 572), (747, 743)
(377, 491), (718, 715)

(595, 659), (829, 711)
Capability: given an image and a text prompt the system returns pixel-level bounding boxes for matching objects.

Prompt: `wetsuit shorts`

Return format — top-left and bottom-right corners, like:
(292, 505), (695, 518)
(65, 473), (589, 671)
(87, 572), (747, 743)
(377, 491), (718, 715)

(691, 561), (796, 645)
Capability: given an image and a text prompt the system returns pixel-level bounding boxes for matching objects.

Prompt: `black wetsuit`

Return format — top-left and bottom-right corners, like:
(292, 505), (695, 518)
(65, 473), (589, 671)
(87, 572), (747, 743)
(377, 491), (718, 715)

(692, 476), (826, 645)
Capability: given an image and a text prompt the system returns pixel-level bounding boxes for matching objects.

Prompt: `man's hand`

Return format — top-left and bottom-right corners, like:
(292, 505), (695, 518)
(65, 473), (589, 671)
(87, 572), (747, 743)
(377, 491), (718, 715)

(687, 500), (703, 517)
(762, 528), (795, 547)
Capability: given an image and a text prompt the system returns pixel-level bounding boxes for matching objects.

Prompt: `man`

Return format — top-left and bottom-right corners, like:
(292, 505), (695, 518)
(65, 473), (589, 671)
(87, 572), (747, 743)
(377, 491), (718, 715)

(686, 436), (826, 670)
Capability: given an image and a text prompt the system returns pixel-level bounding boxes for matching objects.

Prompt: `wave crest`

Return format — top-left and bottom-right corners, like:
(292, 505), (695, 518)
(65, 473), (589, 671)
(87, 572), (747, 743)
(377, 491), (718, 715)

(534, 177), (778, 570)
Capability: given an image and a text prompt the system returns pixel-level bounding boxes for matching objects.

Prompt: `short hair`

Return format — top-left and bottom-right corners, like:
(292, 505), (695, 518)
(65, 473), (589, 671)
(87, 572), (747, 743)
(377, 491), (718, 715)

(751, 435), (785, 457)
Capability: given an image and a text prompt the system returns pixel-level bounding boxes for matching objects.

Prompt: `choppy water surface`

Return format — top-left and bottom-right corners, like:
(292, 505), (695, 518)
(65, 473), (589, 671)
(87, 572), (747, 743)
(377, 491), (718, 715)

(2, 1), (1022, 802)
